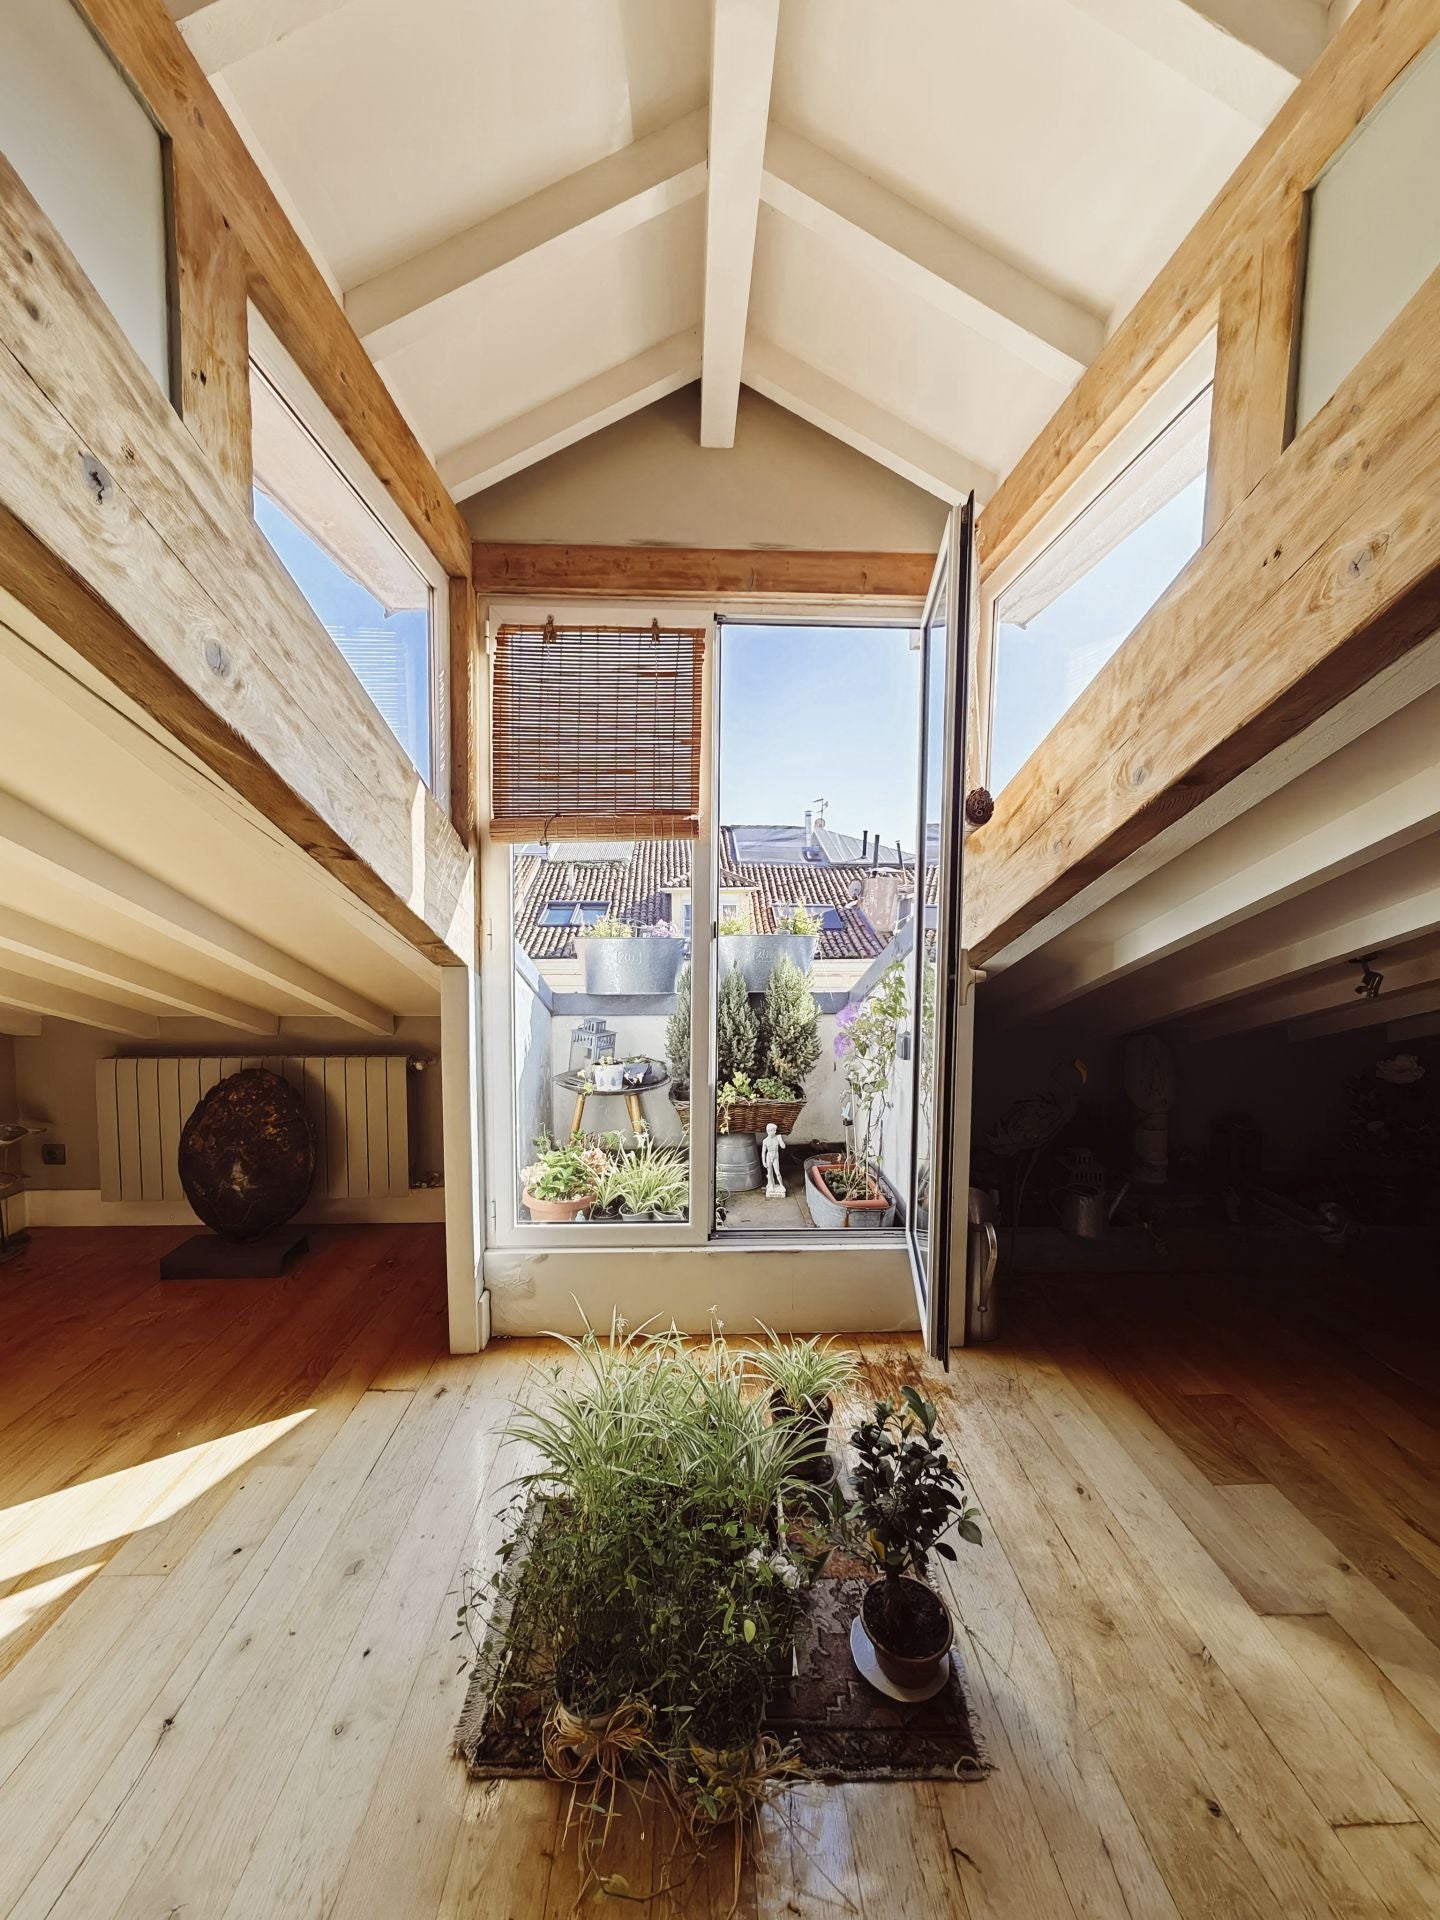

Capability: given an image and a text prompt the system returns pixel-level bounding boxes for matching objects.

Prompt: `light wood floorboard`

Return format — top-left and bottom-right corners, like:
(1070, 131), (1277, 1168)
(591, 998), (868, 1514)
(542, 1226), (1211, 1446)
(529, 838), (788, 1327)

(0, 1232), (1437, 1916)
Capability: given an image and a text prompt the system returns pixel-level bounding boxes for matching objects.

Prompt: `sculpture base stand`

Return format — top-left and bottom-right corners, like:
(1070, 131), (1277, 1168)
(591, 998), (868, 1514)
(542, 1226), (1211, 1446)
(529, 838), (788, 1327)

(160, 1229), (309, 1280)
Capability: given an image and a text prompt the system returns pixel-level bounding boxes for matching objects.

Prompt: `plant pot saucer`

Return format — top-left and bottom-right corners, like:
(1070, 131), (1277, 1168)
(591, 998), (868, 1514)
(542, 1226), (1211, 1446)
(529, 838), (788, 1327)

(848, 1616), (950, 1702)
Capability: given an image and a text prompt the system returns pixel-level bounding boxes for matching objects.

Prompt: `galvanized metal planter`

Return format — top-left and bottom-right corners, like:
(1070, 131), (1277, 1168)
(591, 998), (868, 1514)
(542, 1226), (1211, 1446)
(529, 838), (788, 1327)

(577, 934), (685, 996)
(717, 932), (819, 992)
(716, 1131), (764, 1193)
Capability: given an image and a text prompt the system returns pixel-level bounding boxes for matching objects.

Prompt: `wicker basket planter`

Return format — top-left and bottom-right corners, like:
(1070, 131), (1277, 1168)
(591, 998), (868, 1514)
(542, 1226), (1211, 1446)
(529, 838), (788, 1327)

(717, 1096), (805, 1137)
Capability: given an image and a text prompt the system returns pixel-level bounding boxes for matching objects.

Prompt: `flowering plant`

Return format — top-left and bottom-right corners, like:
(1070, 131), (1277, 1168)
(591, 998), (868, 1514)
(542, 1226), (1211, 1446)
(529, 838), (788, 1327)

(521, 1132), (612, 1201)
(645, 919), (674, 938)
(831, 959), (907, 1191)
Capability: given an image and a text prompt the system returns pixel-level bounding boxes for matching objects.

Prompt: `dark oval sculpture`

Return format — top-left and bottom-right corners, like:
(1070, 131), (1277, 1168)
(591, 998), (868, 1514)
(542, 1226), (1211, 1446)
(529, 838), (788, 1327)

(179, 1067), (316, 1241)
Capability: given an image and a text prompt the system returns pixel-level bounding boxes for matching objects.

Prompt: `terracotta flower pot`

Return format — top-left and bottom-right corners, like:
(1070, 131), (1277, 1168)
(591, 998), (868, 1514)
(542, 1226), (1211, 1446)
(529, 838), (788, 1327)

(857, 1576), (952, 1690)
(804, 1157), (897, 1229)
(522, 1187), (596, 1223)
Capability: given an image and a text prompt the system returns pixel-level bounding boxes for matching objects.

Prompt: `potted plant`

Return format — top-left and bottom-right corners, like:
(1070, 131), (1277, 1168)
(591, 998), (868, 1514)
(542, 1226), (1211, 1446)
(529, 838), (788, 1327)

(591, 1052), (626, 1093)
(806, 959), (906, 1229)
(575, 915), (685, 996)
(716, 957), (820, 1136)
(718, 903), (821, 992)
(667, 963), (692, 1124)
(847, 1388), (982, 1693)
(598, 1129), (689, 1222)
(520, 1133), (611, 1222)
(748, 1329), (857, 1483)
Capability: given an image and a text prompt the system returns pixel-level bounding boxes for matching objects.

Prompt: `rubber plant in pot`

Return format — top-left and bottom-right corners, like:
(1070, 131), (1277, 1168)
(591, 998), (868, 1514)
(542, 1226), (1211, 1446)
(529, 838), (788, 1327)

(848, 1386), (982, 1692)
(748, 1329), (857, 1484)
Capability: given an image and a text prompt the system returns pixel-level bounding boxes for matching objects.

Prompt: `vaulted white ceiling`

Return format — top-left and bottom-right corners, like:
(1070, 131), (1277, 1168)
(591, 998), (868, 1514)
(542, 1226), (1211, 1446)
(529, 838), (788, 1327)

(171, 0), (1334, 505)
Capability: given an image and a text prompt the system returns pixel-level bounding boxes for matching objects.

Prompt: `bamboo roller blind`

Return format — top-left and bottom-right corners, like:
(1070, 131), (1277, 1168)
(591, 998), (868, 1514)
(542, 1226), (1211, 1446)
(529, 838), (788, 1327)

(490, 620), (705, 842)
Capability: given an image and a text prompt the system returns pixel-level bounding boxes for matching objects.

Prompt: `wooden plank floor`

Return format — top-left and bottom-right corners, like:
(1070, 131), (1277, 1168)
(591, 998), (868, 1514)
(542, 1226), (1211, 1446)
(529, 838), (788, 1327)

(2, 1229), (1439, 1917)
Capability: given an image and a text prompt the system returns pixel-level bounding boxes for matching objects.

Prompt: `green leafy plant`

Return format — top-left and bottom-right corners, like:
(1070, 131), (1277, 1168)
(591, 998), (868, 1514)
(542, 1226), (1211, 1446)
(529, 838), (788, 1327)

(747, 1328), (857, 1410)
(716, 964), (758, 1084)
(773, 905), (822, 936)
(848, 1387), (981, 1579)
(598, 1130), (689, 1217)
(759, 956), (820, 1089)
(666, 963), (692, 1097)
(717, 912), (748, 936)
(580, 914), (633, 939)
(830, 959), (908, 1193)
(520, 1131), (612, 1201)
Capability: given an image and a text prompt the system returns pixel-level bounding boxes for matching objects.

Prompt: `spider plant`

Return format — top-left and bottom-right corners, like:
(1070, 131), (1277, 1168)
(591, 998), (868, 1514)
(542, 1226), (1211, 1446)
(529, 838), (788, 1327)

(597, 1130), (689, 1219)
(746, 1328), (858, 1413)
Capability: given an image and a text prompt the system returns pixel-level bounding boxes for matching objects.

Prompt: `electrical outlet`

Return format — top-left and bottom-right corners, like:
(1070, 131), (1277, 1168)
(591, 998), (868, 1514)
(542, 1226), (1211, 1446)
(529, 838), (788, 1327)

(41, 1143), (66, 1167)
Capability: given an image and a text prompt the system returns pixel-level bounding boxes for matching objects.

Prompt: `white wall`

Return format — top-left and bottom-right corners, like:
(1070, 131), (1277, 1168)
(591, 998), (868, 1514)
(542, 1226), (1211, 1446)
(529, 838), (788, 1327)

(465, 386), (948, 552)
(1296, 37), (1440, 428)
(12, 1016), (444, 1193)
(0, 0), (171, 396)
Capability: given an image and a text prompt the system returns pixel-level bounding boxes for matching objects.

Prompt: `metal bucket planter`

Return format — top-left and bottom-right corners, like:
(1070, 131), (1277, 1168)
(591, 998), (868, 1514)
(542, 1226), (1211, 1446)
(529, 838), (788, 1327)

(716, 932), (818, 992)
(716, 1131), (763, 1193)
(577, 935), (685, 996)
(803, 1156), (897, 1230)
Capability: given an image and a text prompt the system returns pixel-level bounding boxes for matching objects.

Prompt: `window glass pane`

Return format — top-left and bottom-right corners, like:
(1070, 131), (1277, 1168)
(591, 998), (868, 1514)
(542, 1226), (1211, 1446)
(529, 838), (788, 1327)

(990, 391), (1210, 797)
(510, 843), (689, 1228)
(251, 365), (433, 783)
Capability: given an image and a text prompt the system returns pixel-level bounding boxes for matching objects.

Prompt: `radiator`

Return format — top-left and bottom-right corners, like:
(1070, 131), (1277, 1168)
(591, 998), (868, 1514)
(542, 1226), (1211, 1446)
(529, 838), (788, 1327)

(96, 1055), (411, 1205)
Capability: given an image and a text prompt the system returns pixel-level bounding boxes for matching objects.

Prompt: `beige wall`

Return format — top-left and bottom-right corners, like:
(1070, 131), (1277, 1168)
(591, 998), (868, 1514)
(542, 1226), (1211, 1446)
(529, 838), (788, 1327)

(12, 1017), (444, 1192)
(464, 386), (948, 552)
(0, 1035), (15, 1125)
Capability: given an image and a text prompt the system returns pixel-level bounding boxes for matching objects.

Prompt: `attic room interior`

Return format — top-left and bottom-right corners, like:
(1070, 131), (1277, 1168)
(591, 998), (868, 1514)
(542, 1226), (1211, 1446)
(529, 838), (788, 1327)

(1, 0), (1439, 1912)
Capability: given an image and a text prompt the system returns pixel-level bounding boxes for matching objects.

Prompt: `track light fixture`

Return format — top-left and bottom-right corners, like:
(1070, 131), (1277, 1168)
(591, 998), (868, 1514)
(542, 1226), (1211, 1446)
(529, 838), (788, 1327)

(1351, 956), (1384, 1000)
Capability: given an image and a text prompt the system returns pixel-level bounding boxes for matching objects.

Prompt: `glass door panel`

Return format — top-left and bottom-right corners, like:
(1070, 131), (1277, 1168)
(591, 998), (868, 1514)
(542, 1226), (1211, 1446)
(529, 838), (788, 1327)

(907, 501), (974, 1358)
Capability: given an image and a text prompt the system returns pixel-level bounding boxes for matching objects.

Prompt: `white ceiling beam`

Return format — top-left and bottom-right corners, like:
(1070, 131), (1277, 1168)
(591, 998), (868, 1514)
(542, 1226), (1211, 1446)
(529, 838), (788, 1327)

(0, 966), (158, 1038)
(0, 908), (277, 1033)
(0, 793), (394, 1036)
(347, 113), (709, 361)
(743, 335), (997, 505)
(438, 328), (701, 501)
(761, 127), (1103, 386)
(700, 0), (780, 448)
(1062, 0), (1325, 123)
(1003, 734), (1440, 1020)
(0, 1012), (42, 1038)
(1171, 898), (1440, 1041)
(167, 0), (356, 75)
(1386, 1003), (1440, 1042)
(1287, 969), (1440, 1040)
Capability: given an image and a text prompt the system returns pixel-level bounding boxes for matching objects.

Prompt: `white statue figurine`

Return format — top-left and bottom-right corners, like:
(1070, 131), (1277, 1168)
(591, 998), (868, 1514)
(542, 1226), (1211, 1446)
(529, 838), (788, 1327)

(761, 1122), (785, 1198)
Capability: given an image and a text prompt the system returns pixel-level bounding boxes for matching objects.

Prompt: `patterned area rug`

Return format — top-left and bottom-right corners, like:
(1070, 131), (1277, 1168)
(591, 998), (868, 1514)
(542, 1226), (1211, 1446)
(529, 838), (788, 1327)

(457, 1562), (990, 1784)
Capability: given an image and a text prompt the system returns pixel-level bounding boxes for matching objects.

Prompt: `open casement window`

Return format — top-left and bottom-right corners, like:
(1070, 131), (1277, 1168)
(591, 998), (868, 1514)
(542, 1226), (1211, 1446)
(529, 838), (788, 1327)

(490, 621), (705, 843)
(987, 335), (1215, 799)
(248, 310), (447, 793)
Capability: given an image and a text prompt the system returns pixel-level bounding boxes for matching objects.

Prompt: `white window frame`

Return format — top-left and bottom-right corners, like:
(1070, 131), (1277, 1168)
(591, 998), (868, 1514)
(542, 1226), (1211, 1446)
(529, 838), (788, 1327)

(978, 330), (1217, 792)
(247, 307), (450, 801)
(477, 595), (927, 1298)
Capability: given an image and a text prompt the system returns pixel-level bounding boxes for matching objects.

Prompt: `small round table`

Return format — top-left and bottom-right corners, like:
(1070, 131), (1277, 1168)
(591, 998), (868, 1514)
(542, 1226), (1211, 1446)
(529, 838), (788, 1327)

(555, 1071), (671, 1139)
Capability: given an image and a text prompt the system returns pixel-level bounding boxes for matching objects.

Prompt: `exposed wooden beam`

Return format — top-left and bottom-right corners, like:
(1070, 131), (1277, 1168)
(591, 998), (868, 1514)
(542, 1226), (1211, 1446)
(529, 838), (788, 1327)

(965, 256), (1440, 966)
(1000, 704), (1440, 1019)
(348, 114), (708, 360)
(761, 126), (1103, 385)
(438, 331), (701, 501)
(0, 151), (471, 966)
(1146, 882), (1440, 1036)
(167, 0), (355, 74)
(0, 907), (277, 1032)
(743, 336), (997, 505)
(700, 0), (780, 448)
(978, 0), (1440, 579)
(76, 0), (470, 577)
(0, 965), (159, 1038)
(169, 160), (253, 505)
(1063, 0), (1324, 121)
(472, 542), (937, 601)
(0, 792), (396, 1036)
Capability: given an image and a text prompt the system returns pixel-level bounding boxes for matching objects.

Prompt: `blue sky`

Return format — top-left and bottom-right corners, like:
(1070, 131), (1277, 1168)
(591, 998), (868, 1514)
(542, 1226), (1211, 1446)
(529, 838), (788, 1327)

(718, 624), (922, 844)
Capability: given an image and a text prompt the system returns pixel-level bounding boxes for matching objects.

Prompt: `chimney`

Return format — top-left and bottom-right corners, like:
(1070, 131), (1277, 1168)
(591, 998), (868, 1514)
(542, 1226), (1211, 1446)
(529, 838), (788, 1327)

(861, 829), (869, 860)
(803, 808), (813, 851)
(872, 831), (880, 870)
